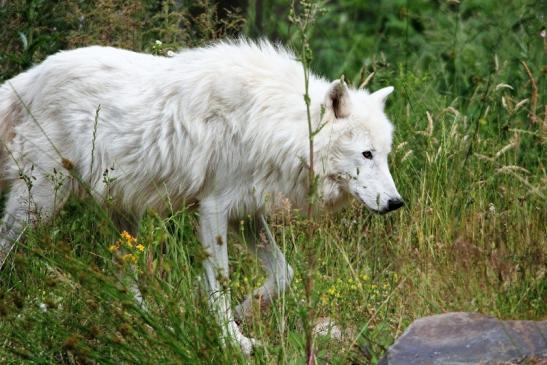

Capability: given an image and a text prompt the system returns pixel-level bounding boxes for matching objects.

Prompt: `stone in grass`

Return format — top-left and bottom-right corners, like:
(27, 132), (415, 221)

(312, 317), (344, 340)
(378, 312), (547, 365)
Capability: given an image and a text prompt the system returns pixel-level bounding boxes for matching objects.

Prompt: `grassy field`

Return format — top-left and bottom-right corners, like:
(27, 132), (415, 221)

(0, 1), (545, 364)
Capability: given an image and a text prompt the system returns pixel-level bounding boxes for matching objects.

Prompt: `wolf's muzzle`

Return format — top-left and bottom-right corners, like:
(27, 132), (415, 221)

(386, 198), (404, 212)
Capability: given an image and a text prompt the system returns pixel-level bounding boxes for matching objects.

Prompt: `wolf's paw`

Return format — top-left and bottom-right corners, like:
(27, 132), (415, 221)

(237, 334), (261, 355)
(228, 322), (261, 355)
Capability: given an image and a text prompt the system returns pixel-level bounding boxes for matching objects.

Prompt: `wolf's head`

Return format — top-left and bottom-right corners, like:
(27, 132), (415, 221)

(318, 80), (403, 214)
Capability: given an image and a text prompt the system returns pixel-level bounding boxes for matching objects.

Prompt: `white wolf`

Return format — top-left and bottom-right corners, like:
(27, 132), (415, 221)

(0, 40), (403, 354)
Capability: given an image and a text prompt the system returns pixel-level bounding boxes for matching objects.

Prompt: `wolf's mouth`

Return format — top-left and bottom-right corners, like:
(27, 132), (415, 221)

(353, 192), (385, 214)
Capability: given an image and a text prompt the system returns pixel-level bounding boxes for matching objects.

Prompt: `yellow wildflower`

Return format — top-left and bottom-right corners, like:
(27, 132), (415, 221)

(120, 230), (133, 242)
(121, 254), (137, 264)
(136, 244), (145, 252)
(108, 244), (119, 253)
(120, 231), (137, 247)
(320, 294), (328, 305)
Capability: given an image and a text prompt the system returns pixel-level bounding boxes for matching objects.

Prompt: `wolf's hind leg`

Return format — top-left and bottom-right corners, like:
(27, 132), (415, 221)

(235, 215), (294, 321)
(0, 177), (69, 269)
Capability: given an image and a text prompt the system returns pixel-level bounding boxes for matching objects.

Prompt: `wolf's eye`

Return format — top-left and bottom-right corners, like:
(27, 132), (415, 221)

(362, 151), (373, 159)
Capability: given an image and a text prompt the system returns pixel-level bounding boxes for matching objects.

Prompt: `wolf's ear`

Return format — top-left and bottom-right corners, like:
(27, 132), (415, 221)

(370, 86), (394, 107)
(325, 79), (351, 119)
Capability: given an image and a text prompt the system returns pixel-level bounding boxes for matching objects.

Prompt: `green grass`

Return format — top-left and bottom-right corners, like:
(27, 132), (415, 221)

(0, 0), (545, 364)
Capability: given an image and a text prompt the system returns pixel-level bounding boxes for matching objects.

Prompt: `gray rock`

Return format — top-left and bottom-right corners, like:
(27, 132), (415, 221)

(378, 312), (547, 365)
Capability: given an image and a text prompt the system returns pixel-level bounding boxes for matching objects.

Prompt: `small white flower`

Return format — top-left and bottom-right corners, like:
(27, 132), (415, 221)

(488, 203), (496, 214)
(155, 40), (162, 46)
(38, 303), (48, 312)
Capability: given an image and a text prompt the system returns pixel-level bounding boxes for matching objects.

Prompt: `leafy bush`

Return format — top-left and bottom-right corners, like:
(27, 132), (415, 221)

(0, 0), (244, 81)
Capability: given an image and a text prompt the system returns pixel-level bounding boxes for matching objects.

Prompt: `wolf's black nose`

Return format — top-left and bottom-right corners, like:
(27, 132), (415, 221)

(387, 198), (405, 212)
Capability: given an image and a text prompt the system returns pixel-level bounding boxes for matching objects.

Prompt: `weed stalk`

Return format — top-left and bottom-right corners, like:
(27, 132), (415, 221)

(289, 1), (324, 363)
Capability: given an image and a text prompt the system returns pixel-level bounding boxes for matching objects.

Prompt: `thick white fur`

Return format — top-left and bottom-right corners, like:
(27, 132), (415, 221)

(0, 39), (402, 354)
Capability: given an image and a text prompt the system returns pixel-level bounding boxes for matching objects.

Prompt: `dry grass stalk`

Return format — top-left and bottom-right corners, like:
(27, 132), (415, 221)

(521, 61), (538, 124)
(359, 72), (375, 89)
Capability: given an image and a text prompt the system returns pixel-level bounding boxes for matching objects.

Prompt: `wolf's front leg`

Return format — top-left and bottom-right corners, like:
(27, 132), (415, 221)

(198, 199), (257, 355)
